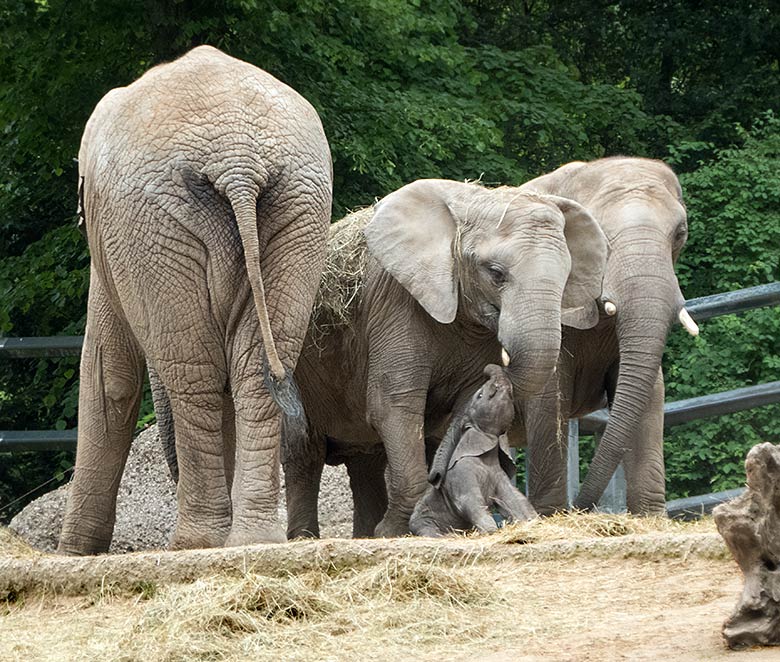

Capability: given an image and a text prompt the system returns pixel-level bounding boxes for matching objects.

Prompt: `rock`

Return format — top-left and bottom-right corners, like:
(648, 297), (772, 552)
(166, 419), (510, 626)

(713, 441), (780, 650)
(10, 424), (354, 553)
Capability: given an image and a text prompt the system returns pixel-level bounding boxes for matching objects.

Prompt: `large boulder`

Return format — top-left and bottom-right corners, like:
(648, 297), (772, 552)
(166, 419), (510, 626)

(10, 424), (353, 553)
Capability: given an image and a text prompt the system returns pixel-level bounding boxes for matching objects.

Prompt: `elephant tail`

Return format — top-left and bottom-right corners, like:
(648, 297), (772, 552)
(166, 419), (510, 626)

(228, 186), (286, 383)
(228, 183), (307, 423)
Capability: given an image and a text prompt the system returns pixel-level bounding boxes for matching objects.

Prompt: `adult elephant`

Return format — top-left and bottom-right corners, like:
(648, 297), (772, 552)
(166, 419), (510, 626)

(278, 179), (608, 537)
(57, 46), (332, 555)
(516, 157), (699, 515)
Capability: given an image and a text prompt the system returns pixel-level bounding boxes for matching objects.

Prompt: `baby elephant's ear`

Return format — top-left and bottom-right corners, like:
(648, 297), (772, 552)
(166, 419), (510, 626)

(448, 428), (499, 472)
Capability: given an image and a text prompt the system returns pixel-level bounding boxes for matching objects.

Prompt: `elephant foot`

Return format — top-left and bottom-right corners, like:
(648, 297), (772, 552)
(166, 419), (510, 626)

(56, 536), (111, 557)
(287, 526), (320, 540)
(225, 524), (287, 547)
(169, 522), (230, 550)
(374, 512), (411, 538)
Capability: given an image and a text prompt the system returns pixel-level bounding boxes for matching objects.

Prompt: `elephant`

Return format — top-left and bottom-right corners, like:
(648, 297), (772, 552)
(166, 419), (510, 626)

(274, 177), (609, 538)
(57, 45), (332, 555)
(410, 364), (537, 537)
(515, 156), (699, 515)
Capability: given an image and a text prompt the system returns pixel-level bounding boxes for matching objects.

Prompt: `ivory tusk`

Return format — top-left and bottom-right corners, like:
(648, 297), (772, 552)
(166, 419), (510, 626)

(604, 301), (617, 316)
(501, 348), (511, 367)
(678, 308), (700, 337)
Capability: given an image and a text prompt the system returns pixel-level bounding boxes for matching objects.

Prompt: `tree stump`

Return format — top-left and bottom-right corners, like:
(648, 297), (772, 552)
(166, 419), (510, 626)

(713, 442), (780, 650)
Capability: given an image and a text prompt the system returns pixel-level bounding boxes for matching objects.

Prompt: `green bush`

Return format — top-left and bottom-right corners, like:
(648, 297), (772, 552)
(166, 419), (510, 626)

(663, 113), (780, 498)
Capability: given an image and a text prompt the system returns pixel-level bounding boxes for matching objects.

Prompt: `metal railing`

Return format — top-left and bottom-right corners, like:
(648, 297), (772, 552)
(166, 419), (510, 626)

(2, 282), (780, 517)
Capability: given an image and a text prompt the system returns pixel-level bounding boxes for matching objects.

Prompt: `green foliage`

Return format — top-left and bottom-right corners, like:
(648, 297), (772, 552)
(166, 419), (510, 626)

(663, 114), (780, 498)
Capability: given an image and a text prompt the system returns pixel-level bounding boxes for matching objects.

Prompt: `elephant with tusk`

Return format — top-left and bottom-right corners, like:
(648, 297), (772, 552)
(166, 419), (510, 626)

(516, 156), (698, 515)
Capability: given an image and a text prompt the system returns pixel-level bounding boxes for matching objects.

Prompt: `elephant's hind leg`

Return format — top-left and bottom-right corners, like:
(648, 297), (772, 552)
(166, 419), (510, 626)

(224, 308), (287, 547)
(283, 432), (325, 539)
(58, 272), (144, 555)
(153, 356), (232, 550)
(345, 451), (388, 538)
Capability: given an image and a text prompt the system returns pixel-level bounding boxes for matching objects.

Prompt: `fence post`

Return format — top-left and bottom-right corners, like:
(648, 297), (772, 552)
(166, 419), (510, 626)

(567, 419), (580, 507)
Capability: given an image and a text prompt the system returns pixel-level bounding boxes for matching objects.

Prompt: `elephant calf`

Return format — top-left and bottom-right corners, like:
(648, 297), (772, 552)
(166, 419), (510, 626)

(410, 365), (537, 537)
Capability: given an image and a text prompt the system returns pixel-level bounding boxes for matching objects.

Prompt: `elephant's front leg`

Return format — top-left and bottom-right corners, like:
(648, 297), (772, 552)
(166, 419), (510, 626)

(622, 367), (666, 515)
(523, 375), (573, 515)
(448, 468), (498, 534)
(345, 450), (388, 537)
(367, 378), (430, 537)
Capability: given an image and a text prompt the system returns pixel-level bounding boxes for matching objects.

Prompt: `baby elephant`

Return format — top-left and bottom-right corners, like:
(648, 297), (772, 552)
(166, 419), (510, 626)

(410, 364), (537, 536)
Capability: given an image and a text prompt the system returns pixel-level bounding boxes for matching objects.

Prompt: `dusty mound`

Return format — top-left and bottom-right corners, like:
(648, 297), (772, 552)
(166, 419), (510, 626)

(10, 424), (354, 553)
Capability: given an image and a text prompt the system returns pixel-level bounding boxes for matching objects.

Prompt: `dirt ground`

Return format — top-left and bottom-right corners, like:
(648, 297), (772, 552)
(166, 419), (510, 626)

(1, 516), (776, 662)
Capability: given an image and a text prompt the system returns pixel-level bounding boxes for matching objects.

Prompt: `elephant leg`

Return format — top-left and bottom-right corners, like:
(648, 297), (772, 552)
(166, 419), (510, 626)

(283, 432), (326, 539)
(493, 478), (537, 522)
(369, 401), (429, 537)
(222, 392), (236, 495)
(449, 472), (498, 534)
(345, 451), (388, 538)
(160, 362), (232, 550)
(148, 362), (178, 482)
(58, 272), (144, 555)
(622, 367), (666, 515)
(225, 316), (286, 546)
(524, 375), (572, 515)
(222, 180), (328, 546)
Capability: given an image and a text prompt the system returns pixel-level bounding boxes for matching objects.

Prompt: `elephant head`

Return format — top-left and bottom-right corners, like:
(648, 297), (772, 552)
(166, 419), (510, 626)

(523, 157), (696, 510)
(364, 179), (608, 397)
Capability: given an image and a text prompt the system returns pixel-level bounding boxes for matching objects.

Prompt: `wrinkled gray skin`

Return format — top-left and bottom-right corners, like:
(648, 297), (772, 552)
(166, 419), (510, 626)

(58, 46), (332, 554)
(410, 364), (537, 537)
(280, 178), (608, 537)
(516, 157), (694, 514)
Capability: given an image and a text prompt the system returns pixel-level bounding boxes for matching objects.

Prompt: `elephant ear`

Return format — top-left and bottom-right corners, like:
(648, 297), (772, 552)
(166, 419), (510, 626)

(543, 195), (608, 330)
(447, 428), (500, 473)
(364, 179), (467, 324)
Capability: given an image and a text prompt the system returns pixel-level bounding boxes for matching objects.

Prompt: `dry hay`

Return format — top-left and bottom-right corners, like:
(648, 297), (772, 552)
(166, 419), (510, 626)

(0, 524), (756, 662)
(483, 511), (716, 545)
(309, 206), (373, 343)
(0, 527), (39, 560)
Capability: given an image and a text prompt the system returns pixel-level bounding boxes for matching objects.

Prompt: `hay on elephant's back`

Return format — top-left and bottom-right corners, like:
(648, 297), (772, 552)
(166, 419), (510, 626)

(310, 206), (373, 341)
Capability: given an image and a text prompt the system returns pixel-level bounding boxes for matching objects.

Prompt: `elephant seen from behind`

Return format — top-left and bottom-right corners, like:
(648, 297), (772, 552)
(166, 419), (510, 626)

(58, 46), (332, 555)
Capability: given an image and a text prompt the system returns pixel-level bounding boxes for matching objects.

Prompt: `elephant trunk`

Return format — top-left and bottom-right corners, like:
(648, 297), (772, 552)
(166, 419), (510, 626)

(499, 291), (563, 399)
(573, 239), (685, 511)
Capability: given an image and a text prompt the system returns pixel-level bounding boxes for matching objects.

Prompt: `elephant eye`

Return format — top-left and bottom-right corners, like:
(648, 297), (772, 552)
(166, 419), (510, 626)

(674, 224), (688, 244)
(483, 263), (506, 286)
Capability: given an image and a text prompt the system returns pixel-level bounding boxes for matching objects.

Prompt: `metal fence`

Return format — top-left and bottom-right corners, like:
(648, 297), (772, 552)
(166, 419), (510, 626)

(2, 282), (780, 516)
